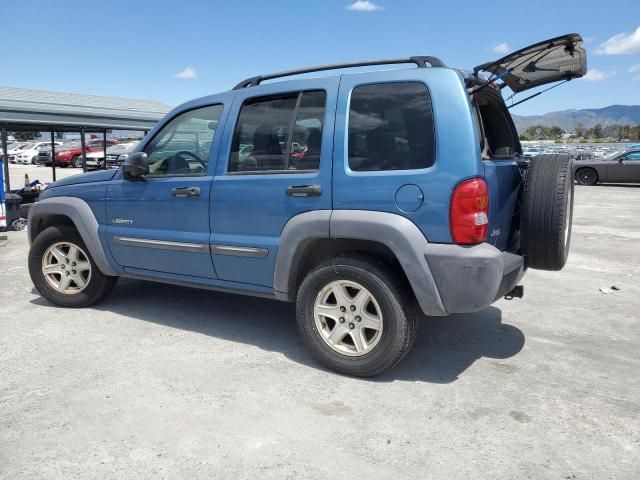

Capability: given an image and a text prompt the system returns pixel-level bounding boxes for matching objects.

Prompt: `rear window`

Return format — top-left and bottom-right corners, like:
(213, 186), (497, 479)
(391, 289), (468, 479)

(348, 82), (435, 171)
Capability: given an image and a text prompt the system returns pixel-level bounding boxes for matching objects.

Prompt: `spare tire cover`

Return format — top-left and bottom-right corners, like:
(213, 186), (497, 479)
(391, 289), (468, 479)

(520, 154), (574, 271)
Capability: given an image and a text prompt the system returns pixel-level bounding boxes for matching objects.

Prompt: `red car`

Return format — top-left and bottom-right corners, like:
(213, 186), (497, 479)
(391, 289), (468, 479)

(54, 139), (119, 168)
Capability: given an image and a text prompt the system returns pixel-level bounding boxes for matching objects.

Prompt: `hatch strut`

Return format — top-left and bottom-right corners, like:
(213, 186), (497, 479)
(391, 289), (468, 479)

(506, 79), (570, 109)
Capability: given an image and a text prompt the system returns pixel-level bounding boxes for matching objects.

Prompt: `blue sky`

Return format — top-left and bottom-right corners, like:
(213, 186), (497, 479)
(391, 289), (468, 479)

(1, 0), (639, 115)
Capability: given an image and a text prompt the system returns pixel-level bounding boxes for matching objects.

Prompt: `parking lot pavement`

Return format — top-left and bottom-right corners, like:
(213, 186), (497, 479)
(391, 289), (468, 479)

(6, 163), (84, 190)
(1, 185), (639, 479)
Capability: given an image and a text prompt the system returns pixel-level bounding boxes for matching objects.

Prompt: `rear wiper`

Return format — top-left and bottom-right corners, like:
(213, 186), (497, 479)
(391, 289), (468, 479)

(467, 70), (508, 95)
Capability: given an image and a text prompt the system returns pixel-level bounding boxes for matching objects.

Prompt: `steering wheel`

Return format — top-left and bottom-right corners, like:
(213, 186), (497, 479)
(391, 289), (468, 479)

(169, 150), (207, 172)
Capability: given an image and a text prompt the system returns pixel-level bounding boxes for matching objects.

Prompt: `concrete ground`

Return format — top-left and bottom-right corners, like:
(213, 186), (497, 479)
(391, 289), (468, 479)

(1, 185), (639, 479)
(6, 163), (86, 191)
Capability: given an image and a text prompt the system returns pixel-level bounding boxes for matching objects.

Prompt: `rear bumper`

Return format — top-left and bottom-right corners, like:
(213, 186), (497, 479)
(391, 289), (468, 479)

(424, 243), (525, 314)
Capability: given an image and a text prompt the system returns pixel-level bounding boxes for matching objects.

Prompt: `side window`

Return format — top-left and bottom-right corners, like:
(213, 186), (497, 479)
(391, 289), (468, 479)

(348, 82), (435, 171)
(623, 152), (640, 161)
(228, 90), (326, 173)
(144, 104), (223, 176)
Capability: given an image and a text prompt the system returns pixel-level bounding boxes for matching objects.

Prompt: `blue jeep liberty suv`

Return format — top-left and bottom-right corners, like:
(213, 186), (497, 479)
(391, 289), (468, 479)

(27, 34), (587, 376)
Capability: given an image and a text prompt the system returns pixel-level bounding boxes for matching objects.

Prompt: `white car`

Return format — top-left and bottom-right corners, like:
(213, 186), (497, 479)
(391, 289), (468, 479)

(85, 142), (138, 169)
(14, 141), (62, 165)
(522, 148), (544, 160)
(6, 143), (32, 162)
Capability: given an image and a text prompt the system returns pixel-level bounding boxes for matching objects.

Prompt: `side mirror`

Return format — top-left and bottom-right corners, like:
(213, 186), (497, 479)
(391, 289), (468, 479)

(123, 152), (149, 179)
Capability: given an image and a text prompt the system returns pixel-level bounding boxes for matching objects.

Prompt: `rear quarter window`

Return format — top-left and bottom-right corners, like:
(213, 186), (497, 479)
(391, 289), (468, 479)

(348, 82), (435, 171)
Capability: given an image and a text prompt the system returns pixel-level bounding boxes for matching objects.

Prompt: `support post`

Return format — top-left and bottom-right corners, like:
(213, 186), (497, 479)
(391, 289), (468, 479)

(1, 125), (9, 193)
(103, 130), (107, 170)
(80, 128), (87, 173)
(50, 130), (57, 182)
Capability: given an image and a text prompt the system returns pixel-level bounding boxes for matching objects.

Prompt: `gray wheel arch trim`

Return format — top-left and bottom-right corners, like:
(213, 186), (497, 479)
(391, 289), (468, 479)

(274, 210), (447, 316)
(28, 196), (119, 276)
(273, 210), (331, 298)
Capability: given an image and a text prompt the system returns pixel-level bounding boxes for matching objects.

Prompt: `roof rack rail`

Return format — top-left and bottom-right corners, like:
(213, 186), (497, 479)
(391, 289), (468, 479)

(233, 56), (446, 90)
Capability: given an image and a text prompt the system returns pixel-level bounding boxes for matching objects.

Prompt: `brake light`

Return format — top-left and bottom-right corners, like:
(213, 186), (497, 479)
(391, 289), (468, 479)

(450, 178), (489, 244)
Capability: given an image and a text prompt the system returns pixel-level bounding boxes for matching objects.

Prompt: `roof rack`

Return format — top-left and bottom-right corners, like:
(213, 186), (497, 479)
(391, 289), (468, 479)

(233, 56), (446, 89)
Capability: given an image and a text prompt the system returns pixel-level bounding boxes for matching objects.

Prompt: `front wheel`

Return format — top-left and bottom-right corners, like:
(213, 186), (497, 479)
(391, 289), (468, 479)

(28, 226), (118, 307)
(296, 255), (418, 377)
(575, 167), (598, 186)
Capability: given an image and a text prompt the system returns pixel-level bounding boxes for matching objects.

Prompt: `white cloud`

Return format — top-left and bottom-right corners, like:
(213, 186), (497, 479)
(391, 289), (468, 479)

(493, 43), (511, 55)
(583, 69), (617, 81)
(346, 1), (382, 12)
(596, 26), (640, 55)
(629, 64), (640, 73)
(172, 66), (198, 80)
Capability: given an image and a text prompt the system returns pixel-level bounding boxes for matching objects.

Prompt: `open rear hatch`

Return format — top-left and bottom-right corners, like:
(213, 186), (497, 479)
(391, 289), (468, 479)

(474, 33), (587, 93)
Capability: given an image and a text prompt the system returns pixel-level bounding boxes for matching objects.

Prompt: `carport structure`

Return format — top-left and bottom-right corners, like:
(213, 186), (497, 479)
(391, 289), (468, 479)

(1, 86), (171, 192)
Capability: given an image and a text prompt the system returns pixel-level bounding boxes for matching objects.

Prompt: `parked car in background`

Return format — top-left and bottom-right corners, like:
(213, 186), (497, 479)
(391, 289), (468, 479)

(15, 142), (62, 164)
(87, 142), (138, 169)
(5, 143), (30, 163)
(53, 139), (119, 168)
(522, 148), (543, 160)
(574, 148), (640, 185)
(36, 141), (77, 166)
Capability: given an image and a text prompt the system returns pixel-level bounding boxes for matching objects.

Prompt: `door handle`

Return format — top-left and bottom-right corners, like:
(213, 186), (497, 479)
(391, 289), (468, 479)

(172, 186), (200, 198)
(285, 184), (322, 197)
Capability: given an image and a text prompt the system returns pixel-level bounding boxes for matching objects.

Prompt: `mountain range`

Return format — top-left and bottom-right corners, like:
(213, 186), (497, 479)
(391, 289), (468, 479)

(512, 105), (640, 133)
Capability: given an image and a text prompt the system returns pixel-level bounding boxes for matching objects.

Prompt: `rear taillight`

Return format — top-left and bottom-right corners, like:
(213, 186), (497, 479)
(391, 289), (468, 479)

(450, 178), (489, 244)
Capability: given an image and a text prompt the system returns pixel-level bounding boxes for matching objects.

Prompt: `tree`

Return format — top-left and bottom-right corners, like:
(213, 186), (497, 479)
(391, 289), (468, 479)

(519, 125), (565, 141)
(12, 131), (40, 141)
(592, 124), (603, 139)
(548, 126), (565, 139)
(574, 122), (584, 137)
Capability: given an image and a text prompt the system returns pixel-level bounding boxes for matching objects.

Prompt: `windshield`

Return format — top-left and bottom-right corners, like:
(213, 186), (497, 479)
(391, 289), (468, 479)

(107, 143), (136, 154)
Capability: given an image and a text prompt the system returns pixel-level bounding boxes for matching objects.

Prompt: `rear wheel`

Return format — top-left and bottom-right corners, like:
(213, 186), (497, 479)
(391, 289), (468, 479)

(521, 154), (574, 271)
(29, 226), (118, 307)
(72, 156), (83, 168)
(296, 255), (418, 377)
(575, 167), (598, 186)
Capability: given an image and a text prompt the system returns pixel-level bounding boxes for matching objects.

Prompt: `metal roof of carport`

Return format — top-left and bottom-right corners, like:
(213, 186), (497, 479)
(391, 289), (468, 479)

(0, 86), (172, 130)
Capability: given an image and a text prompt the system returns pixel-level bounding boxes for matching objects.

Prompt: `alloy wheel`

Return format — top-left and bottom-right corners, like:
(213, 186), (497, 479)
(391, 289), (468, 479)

(41, 241), (92, 294)
(313, 280), (383, 356)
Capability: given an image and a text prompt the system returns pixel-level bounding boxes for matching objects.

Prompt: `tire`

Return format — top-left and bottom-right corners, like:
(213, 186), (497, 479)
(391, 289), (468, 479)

(28, 226), (118, 308)
(296, 254), (418, 377)
(521, 154), (574, 271)
(575, 167), (598, 186)
(10, 218), (27, 231)
(72, 156), (83, 168)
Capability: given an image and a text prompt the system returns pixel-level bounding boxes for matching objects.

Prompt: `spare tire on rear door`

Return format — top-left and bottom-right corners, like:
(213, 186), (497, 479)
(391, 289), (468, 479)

(520, 154), (574, 271)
